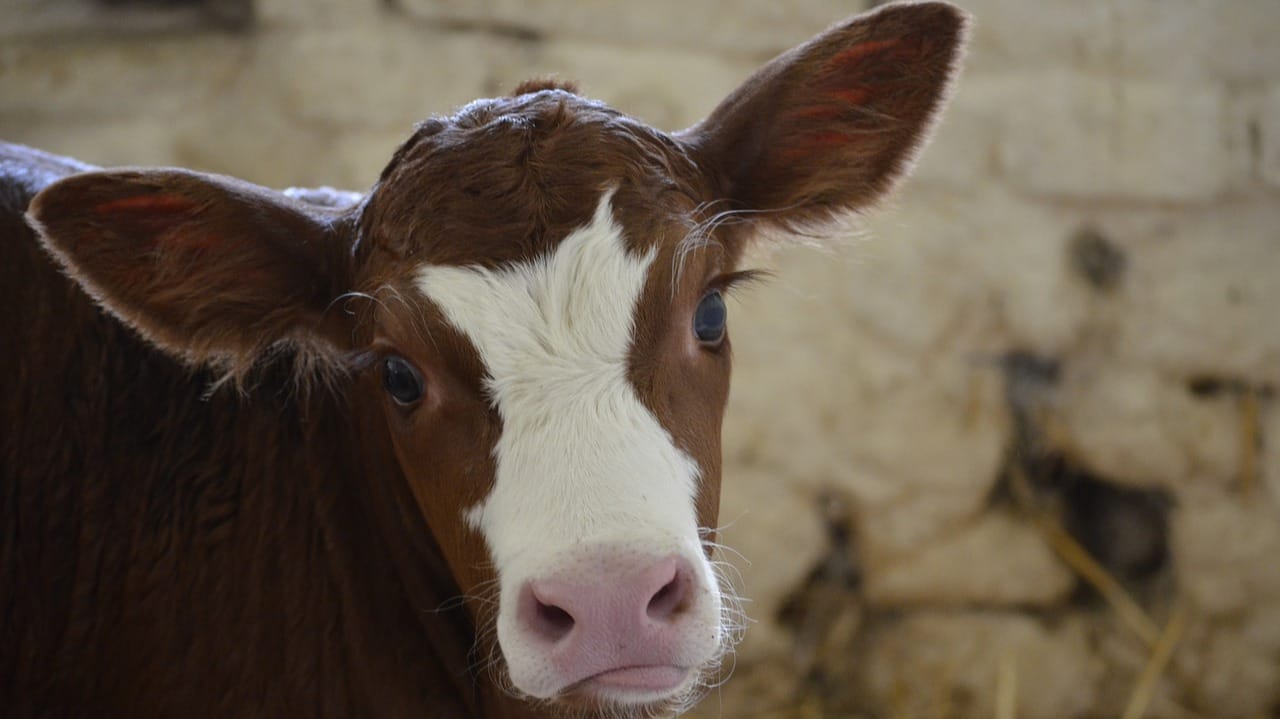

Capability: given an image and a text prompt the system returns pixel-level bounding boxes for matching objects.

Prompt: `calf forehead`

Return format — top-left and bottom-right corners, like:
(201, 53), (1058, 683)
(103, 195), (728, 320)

(359, 89), (704, 270)
(416, 191), (648, 394)
(416, 191), (702, 554)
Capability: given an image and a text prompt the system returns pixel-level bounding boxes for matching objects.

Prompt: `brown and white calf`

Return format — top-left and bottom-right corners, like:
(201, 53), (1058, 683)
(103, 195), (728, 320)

(0, 4), (966, 717)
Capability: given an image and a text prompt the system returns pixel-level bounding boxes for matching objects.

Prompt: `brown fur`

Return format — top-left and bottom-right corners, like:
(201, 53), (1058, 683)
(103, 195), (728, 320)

(0, 4), (967, 717)
(680, 1), (967, 231)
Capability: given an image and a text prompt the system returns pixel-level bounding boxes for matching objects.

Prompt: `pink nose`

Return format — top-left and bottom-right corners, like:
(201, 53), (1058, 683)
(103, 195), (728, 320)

(517, 555), (697, 688)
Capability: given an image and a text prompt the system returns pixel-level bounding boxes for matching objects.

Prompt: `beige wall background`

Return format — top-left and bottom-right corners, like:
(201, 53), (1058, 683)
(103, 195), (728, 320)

(3, 1), (1279, 716)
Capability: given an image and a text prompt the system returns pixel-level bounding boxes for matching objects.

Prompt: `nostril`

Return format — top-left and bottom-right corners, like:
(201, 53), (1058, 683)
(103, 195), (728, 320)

(535, 599), (575, 640)
(523, 584), (576, 645)
(645, 560), (690, 622)
(518, 555), (700, 652)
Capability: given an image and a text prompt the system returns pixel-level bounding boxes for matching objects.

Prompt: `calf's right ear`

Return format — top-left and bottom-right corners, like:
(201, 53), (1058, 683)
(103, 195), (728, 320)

(679, 1), (969, 233)
(28, 168), (356, 378)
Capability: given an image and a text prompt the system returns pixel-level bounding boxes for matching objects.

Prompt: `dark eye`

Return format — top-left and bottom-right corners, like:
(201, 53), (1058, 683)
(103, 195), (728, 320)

(693, 290), (727, 346)
(382, 355), (425, 405)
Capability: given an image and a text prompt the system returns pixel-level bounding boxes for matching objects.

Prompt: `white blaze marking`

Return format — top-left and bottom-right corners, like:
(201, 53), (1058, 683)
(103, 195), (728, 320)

(415, 191), (719, 697)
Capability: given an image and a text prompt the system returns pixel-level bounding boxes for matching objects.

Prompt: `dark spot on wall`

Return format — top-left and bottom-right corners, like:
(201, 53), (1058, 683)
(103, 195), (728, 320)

(994, 449), (1172, 602)
(1001, 352), (1061, 403)
(1069, 224), (1127, 292)
(1062, 474), (1171, 581)
(1186, 374), (1275, 400)
(1001, 351), (1062, 386)
(998, 350), (1061, 461)
(777, 490), (862, 630)
(1187, 374), (1239, 398)
(1247, 119), (1262, 166)
(994, 353), (1172, 603)
(774, 490), (867, 705)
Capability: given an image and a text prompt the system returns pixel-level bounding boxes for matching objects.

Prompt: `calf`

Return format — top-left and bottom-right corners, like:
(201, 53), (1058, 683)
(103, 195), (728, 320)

(0, 3), (967, 717)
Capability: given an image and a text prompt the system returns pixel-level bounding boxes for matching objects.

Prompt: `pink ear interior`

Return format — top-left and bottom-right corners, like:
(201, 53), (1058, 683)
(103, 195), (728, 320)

(89, 193), (222, 252)
(93, 194), (198, 216)
(779, 35), (935, 161)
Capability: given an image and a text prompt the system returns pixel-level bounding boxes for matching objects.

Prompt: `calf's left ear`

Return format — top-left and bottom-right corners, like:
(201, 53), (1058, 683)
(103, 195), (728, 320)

(28, 168), (355, 378)
(679, 1), (969, 231)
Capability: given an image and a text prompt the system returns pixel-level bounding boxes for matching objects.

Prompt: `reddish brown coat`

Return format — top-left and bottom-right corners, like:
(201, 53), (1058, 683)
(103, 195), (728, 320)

(0, 4), (967, 717)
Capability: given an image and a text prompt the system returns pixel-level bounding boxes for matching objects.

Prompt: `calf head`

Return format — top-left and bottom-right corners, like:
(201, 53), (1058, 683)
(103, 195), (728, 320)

(29, 3), (966, 715)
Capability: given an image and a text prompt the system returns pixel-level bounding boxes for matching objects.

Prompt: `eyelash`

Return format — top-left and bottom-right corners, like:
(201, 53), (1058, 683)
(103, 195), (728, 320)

(708, 268), (770, 296)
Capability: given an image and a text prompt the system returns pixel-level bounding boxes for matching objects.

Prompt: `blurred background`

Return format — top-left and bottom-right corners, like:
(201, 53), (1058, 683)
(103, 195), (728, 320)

(2, 0), (1278, 716)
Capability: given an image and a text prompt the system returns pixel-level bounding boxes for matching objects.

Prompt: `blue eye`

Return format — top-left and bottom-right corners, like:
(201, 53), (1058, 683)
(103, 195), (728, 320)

(693, 290), (727, 345)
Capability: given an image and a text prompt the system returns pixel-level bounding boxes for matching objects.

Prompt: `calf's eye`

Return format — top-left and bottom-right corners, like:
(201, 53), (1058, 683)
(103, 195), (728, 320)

(382, 355), (425, 405)
(693, 290), (727, 346)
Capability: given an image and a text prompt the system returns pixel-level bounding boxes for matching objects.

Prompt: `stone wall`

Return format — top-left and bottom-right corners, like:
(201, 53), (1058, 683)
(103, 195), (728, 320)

(2, 1), (1278, 716)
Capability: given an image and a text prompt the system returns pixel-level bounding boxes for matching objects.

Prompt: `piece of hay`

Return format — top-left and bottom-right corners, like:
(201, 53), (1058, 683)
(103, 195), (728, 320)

(995, 647), (1018, 719)
(1120, 602), (1189, 719)
(1239, 390), (1260, 497)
